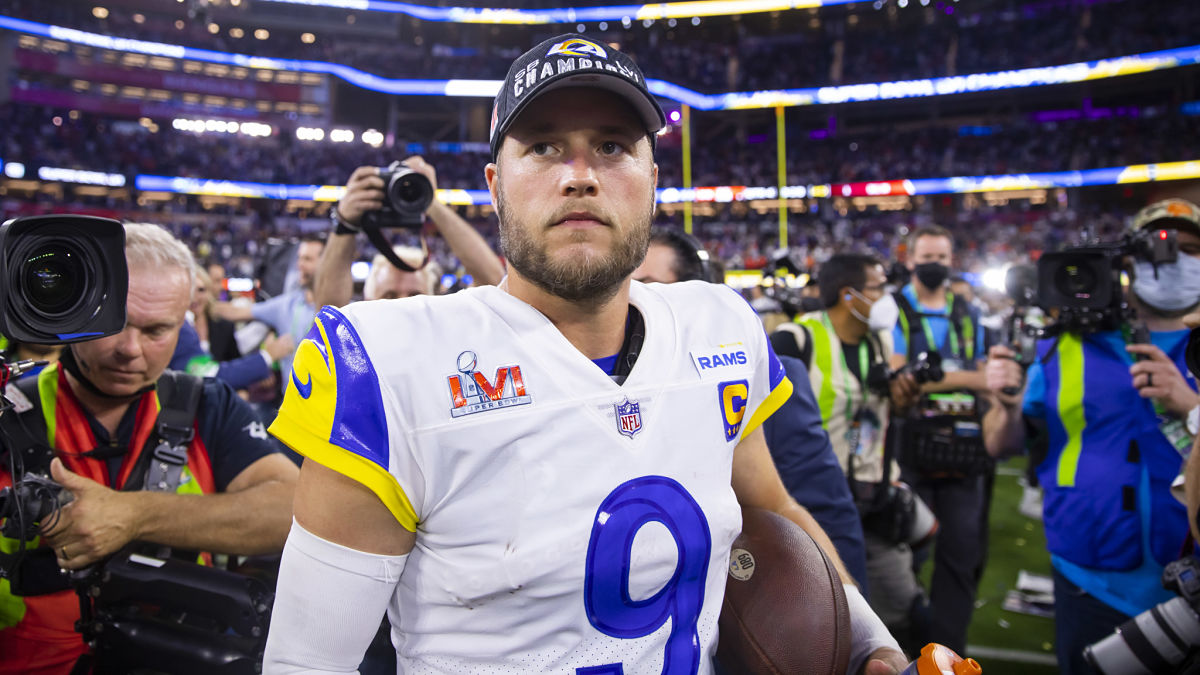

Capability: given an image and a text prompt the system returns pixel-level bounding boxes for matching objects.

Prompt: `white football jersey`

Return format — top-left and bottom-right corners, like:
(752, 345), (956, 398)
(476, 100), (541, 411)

(270, 281), (791, 674)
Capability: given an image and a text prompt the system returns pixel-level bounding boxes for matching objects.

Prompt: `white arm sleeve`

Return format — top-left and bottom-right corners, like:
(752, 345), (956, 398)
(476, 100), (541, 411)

(845, 583), (904, 675)
(263, 519), (409, 675)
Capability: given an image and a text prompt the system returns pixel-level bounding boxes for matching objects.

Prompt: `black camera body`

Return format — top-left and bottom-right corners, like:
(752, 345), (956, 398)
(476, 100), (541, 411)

(360, 161), (435, 231)
(0, 215), (127, 345)
(1036, 227), (1178, 334)
(867, 350), (944, 396)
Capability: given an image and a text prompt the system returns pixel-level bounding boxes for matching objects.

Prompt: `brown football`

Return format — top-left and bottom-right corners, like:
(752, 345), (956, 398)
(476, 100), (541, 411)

(717, 507), (852, 674)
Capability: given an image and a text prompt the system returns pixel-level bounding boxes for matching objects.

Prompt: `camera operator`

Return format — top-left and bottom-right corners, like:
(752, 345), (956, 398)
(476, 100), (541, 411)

(772, 253), (931, 653)
(987, 199), (1200, 675)
(635, 229), (872, 591)
(0, 223), (299, 675)
(316, 155), (505, 309)
(889, 225), (1005, 654)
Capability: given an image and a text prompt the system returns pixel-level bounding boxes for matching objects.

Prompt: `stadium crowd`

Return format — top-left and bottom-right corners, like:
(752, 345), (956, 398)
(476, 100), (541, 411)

(5, 102), (1199, 191)
(5, 0), (1199, 91)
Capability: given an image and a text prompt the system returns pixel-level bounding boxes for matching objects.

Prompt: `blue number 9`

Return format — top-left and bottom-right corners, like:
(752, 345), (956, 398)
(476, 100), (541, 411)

(578, 476), (713, 675)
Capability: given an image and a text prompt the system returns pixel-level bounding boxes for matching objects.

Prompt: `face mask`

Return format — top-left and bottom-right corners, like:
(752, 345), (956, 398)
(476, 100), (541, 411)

(914, 262), (950, 290)
(1133, 256), (1200, 315)
(849, 289), (900, 332)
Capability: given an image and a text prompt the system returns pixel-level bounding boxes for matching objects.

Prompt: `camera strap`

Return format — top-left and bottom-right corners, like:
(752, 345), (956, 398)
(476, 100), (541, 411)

(895, 291), (974, 362)
(363, 226), (428, 273)
(139, 371), (203, 494)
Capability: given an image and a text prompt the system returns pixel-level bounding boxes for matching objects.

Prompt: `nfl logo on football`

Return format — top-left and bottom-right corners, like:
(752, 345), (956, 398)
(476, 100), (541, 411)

(614, 398), (642, 438)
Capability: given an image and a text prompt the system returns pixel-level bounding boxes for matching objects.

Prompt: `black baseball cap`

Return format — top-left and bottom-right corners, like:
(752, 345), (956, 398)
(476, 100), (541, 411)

(489, 34), (666, 161)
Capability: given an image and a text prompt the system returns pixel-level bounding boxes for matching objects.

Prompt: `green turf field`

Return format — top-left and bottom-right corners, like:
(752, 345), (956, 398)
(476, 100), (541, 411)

(917, 457), (1060, 675)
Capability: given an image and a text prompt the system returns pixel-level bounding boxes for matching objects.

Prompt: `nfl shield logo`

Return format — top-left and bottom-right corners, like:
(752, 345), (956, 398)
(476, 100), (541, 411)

(615, 399), (642, 438)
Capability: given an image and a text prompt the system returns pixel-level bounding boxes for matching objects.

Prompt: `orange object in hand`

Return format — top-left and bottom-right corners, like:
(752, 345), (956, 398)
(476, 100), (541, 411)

(900, 643), (983, 675)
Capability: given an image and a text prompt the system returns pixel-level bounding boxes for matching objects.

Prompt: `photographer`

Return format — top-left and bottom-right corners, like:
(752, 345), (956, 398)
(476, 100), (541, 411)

(316, 155), (505, 309)
(772, 253), (929, 653)
(0, 223), (299, 674)
(889, 225), (1004, 654)
(987, 199), (1200, 675)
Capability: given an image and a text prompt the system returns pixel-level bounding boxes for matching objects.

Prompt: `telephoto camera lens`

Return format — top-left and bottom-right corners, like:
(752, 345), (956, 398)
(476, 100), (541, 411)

(1084, 596), (1200, 674)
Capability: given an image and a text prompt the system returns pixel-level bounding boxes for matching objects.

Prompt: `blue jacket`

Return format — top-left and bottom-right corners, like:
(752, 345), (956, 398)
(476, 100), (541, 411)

(764, 355), (870, 591)
(1026, 329), (1192, 570)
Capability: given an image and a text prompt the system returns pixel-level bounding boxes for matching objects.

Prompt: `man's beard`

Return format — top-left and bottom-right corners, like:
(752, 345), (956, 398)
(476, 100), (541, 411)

(497, 185), (652, 306)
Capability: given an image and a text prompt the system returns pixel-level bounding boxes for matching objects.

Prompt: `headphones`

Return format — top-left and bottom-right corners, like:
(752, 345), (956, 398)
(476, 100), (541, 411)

(655, 228), (716, 283)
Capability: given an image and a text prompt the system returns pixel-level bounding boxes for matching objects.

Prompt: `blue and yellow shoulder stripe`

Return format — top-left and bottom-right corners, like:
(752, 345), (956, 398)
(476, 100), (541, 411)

(269, 306), (419, 531)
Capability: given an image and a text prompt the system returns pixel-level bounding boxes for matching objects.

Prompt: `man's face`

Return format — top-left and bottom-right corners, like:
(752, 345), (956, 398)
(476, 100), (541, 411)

(848, 264), (888, 320)
(365, 263), (427, 300)
(908, 234), (953, 269)
(296, 241), (324, 289)
(486, 87), (658, 303)
(633, 243), (679, 284)
(72, 264), (190, 398)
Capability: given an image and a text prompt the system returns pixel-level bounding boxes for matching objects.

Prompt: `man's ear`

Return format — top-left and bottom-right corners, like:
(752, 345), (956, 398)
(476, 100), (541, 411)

(485, 162), (499, 208)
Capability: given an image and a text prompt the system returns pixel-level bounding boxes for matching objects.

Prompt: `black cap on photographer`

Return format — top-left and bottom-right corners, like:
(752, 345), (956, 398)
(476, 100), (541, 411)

(488, 35), (666, 161)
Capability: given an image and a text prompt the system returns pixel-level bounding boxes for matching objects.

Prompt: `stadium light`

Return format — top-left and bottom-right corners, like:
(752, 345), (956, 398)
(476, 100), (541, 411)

(239, 122), (273, 137)
(361, 129), (385, 146)
(296, 127), (325, 141)
(4, 162), (26, 179)
(251, 0), (860, 25)
(981, 266), (1009, 294)
(92, 7), (108, 19)
(351, 261), (371, 282)
(330, 129), (355, 143)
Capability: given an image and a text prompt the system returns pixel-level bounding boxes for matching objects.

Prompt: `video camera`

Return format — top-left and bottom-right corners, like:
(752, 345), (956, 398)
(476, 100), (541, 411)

(758, 250), (821, 317)
(1034, 226), (1178, 334)
(0, 216), (272, 673)
(0, 214), (126, 564)
(1085, 556), (1200, 674)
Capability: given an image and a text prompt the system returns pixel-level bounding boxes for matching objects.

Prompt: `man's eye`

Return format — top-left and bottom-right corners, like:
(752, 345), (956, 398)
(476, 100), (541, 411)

(530, 142), (553, 156)
(599, 141), (624, 155)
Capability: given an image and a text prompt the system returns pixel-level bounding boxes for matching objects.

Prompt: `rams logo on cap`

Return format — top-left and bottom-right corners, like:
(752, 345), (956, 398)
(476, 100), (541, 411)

(547, 38), (608, 59)
(718, 379), (750, 442)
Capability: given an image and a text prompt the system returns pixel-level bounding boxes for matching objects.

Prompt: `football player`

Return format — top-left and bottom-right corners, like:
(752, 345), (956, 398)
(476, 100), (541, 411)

(264, 35), (906, 674)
